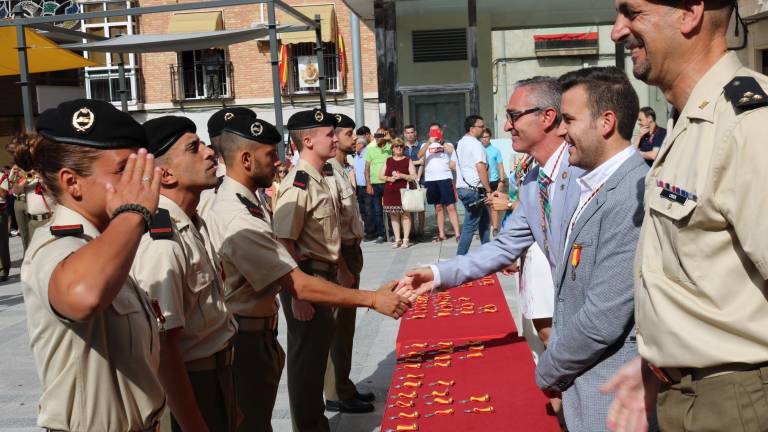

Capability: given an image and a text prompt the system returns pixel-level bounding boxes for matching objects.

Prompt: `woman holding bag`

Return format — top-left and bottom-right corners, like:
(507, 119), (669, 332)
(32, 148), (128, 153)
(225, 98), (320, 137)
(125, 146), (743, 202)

(380, 138), (416, 249)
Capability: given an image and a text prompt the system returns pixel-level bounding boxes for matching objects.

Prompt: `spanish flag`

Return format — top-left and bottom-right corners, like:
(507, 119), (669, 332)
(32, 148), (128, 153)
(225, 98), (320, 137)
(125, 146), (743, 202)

(337, 28), (346, 87)
(278, 44), (289, 90)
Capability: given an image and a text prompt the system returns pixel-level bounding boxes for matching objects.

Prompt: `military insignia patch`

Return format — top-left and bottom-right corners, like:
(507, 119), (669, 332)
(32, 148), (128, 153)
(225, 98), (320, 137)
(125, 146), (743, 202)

(322, 162), (334, 177)
(72, 108), (95, 134)
(50, 224), (84, 237)
(293, 170), (309, 190)
(250, 122), (263, 137)
(724, 76), (768, 111)
(314, 110), (324, 123)
(150, 208), (174, 240)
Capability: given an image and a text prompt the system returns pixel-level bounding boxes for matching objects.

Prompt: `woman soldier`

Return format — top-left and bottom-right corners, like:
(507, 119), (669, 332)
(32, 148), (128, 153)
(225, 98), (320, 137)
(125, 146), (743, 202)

(19, 99), (166, 431)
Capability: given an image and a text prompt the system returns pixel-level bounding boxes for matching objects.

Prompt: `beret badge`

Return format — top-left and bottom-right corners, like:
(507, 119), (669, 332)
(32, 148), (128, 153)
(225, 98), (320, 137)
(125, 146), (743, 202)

(314, 110), (324, 122)
(72, 108), (95, 134)
(250, 122), (263, 137)
(224, 112), (235, 121)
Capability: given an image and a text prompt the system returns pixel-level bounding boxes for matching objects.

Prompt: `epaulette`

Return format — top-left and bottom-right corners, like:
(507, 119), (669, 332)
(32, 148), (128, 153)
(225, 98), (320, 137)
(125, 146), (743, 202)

(214, 175), (224, 193)
(322, 162), (334, 177)
(149, 208), (174, 240)
(50, 224), (84, 237)
(236, 193), (266, 220)
(724, 76), (768, 111)
(293, 170), (309, 190)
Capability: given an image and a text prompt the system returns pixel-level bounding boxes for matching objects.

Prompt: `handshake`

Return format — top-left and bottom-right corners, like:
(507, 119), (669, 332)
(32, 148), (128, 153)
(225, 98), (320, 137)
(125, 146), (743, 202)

(366, 267), (439, 319)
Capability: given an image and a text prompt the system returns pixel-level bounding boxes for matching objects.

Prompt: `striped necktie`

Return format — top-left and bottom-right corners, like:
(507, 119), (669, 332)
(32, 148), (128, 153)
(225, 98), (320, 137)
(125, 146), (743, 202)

(537, 169), (553, 226)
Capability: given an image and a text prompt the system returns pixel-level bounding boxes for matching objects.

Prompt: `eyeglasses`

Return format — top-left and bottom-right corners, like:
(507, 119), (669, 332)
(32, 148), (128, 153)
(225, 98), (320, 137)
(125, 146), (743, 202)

(393, 145), (404, 149)
(278, 170), (288, 174)
(506, 107), (543, 124)
(481, 135), (491, 140)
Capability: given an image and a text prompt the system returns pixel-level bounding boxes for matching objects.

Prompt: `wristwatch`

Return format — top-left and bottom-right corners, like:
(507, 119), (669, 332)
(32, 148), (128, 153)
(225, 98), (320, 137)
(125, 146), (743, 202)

(507, 201), (513, 210)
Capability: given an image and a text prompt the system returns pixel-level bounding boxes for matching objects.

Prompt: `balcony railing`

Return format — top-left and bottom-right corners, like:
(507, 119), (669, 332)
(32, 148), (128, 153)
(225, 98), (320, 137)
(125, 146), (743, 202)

(170, 61), (234, 101)
(282, 52), (344, 96)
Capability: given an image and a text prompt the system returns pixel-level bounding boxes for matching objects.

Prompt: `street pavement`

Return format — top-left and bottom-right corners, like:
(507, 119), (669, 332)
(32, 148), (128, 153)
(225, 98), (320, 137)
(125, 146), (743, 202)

(0, 217), (522, 432)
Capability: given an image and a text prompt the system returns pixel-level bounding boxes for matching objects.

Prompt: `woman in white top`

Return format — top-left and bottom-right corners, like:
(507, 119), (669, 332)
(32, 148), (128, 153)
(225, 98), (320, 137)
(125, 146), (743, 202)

(417, 124), (461, 242)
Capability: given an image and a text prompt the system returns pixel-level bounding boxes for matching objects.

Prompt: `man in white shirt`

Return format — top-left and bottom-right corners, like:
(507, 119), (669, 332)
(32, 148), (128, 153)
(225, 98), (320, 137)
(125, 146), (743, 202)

(455, 115), (493, 255)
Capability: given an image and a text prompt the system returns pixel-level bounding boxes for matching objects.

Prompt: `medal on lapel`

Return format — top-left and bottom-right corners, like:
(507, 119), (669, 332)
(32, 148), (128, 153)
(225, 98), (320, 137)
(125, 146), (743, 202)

(571, 243), (582, 281)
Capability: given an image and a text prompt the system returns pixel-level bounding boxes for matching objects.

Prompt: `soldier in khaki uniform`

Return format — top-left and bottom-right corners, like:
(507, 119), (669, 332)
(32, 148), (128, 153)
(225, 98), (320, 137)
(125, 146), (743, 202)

(323, 113), (375, 413)
(204, 116), (407, 431)
(131, 116), (238, 432)
(274, 108), (345, 432)
(605, 2), (768, 431)
(20, 99), (165, 431)
(25, 173), (56, 239)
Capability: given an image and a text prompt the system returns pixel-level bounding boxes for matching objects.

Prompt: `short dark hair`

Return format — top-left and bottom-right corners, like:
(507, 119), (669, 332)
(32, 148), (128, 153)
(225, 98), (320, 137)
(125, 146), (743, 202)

(429, 122), (442, 130)
(558, 67), (639, 141)
(464, 115), (484, 133)
(404, 124), (416, 131)
(482, 128), (492, 137)
(639, 106), (656, 122)
(356, 126), (371, 136)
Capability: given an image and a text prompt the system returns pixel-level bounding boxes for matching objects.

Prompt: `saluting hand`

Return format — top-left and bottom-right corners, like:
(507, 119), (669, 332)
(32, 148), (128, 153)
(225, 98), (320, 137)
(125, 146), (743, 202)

(372, 280), (410, 319)
(105, 148), (161, 216)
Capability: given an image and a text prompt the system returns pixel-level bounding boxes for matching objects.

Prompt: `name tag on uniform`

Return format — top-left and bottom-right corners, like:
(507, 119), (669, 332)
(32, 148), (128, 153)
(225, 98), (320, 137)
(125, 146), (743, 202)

(660, 188), (687, 205)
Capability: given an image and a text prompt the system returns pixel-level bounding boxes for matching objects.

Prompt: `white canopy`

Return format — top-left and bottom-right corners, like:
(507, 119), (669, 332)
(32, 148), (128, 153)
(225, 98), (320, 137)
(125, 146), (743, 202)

(61, 24), (306, 53)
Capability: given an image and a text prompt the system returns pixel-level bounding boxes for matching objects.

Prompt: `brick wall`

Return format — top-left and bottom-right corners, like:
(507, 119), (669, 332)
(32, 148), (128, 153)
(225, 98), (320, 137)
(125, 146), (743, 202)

(137, 0), (379, 107)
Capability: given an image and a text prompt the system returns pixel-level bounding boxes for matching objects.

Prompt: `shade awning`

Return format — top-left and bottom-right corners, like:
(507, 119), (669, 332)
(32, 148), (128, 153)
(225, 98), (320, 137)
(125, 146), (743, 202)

(61, 24), (303, 53)
(279, 4), (336, 45)
(168, 11), (223, 34)
(0, 27), (98, 77)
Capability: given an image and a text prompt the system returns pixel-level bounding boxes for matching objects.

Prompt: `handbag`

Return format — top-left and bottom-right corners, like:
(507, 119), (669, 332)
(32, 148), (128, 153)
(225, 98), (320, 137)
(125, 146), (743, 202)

(400, 181), (426, 213)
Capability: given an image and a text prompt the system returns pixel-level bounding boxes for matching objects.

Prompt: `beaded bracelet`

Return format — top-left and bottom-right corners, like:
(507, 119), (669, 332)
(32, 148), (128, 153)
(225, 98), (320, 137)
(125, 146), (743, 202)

(111, 203), (152, 232)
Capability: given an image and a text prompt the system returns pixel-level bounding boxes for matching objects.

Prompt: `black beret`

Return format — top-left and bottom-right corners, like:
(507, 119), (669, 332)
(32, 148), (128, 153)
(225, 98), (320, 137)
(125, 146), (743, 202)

(333, 113), (356, 129)
(287, 108), (338, 131)
(143, 116), (197, 158)
(36, 99), (147, 149)
(222, 117), (282, 145)
(207, 107), (257, 138)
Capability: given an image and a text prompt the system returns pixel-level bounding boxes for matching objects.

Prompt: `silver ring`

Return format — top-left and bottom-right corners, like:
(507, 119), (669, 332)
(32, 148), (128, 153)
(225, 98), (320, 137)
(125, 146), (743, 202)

(142, 176), (151, 182)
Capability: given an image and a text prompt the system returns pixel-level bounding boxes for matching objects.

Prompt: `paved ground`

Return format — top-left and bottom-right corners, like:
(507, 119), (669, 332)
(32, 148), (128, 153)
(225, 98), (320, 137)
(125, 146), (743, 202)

(0, 211), (522, 432)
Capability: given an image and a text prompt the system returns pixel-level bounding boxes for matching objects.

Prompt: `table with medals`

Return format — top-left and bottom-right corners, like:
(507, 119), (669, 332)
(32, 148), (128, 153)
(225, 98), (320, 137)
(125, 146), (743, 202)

(382, 275), (561, 431)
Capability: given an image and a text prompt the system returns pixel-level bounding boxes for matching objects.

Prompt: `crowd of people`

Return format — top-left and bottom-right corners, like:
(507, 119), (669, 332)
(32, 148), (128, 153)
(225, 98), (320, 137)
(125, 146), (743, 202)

(8, 1), (768, 432)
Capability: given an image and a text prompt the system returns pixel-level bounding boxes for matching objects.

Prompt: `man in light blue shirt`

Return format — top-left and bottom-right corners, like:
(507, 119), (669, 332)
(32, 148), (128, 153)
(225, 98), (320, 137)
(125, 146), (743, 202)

(352, 137), (374, 240)
(481, 128), (505, 236)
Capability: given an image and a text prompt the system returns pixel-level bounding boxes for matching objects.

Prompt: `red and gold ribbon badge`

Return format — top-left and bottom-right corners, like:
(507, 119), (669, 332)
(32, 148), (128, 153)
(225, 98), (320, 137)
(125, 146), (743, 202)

(571, 243), (582, 268)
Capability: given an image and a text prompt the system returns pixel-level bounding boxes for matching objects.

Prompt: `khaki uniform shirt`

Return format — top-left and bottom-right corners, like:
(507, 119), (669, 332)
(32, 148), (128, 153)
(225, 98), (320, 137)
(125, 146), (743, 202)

(328, 158), (364, 243)
(636, 53), (768, 367)
(25, 176), (55, 216)
(205, 176), (297, 318)
(23, 205), (165, 431)
(132, 195), (236, 362)
(273, 159), (341, 264)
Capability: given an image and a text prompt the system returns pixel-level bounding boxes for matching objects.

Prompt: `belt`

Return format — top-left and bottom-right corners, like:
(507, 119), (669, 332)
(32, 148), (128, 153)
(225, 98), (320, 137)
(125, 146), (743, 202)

(649, 361), (768, 384)
(299, 259), (338, 276)
(341, 239), (362, 247)
(15, 195), (26, 202)
(29, 213), (52, 221)
(185, 345), (234, 372)
(235, 314), (278, 332)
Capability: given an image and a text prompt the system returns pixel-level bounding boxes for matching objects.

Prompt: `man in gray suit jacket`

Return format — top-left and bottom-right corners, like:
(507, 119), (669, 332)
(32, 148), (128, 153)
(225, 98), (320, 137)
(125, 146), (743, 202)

(532, 67), (648, 432)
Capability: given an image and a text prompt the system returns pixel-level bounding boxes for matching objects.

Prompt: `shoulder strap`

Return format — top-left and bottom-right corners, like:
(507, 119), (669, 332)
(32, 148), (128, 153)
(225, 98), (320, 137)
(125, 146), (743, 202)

(150, 208), (174, 240)
(293, 170), (309, 190)
(50, 224), (84, 237)
(724, 76), (768, 111)
(236, 193), (266, 220)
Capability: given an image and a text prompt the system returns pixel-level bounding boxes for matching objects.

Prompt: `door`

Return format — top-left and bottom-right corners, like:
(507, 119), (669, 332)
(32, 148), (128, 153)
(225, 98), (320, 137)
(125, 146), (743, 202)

(408, 93), (467, 145)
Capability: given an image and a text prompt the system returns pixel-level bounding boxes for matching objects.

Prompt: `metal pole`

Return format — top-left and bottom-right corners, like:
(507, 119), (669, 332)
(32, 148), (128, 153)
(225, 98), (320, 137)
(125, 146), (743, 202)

(468, 0), (480, 115)
(314, 14), (327, 111)
(267, 0), (285, 161)
(117, 53), (128, 112)
(350, 12), (364, 127)
(15, 25), (34, 132)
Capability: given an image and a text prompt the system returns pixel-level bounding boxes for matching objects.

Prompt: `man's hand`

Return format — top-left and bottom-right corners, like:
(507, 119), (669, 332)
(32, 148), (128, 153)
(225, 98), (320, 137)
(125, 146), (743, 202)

(398, 267), (436, 298)
(366, 184), (373, 195)
(491, 191), (511, 212)
(338, 266), (355, 288)
(602, 356), (656, 432)
(291, 297), (315, 321)
(372, 280), (410, 319)
(500, 262), (519, 276)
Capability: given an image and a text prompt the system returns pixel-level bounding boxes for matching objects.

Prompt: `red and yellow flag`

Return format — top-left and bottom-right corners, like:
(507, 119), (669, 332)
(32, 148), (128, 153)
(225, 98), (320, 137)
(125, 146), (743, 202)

(337, 28), (346, 86)
(278, 44), (289, 90)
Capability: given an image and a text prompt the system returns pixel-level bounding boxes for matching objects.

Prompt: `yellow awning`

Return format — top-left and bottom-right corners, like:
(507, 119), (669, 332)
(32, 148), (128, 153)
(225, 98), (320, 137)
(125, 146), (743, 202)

(279, 4), (336, 45)
(0, 27), (98, 77)
(168, 11), (223, 34)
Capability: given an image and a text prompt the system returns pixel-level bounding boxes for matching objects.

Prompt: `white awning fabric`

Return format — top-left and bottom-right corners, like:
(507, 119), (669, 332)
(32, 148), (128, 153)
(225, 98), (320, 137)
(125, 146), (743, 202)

(61, 24), (305, 53)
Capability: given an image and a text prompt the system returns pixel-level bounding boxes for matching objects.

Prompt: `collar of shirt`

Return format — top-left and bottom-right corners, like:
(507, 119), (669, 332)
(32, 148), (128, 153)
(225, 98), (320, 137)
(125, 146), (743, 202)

(539, 141), (568, 180)
(576, 145), (638, 200)
(51, 204), (101, 239)
(159, 194), (195, 231)
(297, 158), (324, 184)
(681, 51), (741, 124)
(220, 175), (258, 204)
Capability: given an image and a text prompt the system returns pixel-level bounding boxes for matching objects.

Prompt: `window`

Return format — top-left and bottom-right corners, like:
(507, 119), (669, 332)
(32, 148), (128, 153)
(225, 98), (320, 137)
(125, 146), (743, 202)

(412, 29), (467, 63)
(81, 1), (139, 105)
(171, 48), (233, 101)
(283, 42), (343, 96)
